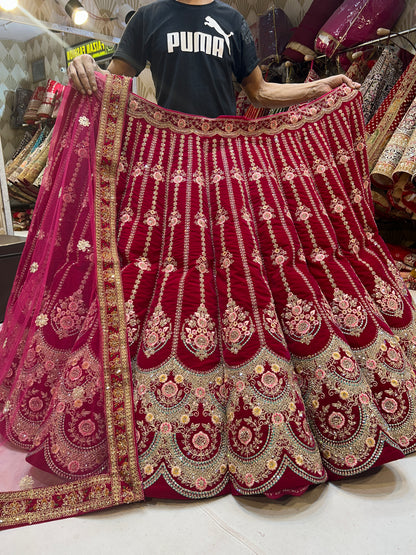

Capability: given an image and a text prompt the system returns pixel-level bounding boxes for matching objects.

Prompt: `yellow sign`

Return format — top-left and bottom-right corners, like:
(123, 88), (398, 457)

(65, 40), (116, 66)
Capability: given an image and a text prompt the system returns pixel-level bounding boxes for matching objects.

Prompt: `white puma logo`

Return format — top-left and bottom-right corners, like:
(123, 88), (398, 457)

(204, 16), (233, 55)
(166, 17), (234, 59)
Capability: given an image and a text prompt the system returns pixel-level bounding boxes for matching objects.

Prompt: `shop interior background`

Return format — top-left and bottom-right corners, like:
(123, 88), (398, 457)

(0, 0), (415, 164)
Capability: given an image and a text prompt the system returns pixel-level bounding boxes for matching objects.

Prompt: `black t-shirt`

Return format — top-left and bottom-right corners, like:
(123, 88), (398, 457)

(113, 0), (259, 117)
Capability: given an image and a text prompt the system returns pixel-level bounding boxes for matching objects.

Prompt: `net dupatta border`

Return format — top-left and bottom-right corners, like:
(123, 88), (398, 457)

(0, 74), (144, 531)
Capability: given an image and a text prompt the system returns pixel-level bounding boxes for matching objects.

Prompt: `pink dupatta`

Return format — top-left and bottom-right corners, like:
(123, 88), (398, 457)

(0, 73), (144, 528)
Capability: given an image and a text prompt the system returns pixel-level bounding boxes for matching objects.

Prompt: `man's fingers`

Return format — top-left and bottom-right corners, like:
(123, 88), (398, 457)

(68, 55), (98, 95)
(342, 75), (360, 89)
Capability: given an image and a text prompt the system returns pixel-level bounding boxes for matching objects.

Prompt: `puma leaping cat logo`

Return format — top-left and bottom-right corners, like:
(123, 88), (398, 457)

(204, 16), (233, 55)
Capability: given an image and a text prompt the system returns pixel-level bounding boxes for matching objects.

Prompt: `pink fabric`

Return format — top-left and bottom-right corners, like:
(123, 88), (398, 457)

(283, 0), (344, 62)
(315, 0), (406, 58)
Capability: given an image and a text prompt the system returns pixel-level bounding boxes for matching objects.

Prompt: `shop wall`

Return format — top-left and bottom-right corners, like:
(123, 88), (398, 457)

(25, 33), (69, 87)
(0, 32), (82, 163)
(0, 40), (30, 162)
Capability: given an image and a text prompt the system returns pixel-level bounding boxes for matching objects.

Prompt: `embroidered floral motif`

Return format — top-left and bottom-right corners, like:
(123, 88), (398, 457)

(348, 237), (360, 254)
(281, 166), (297, 182)
(350, 188), (363, 204)
(220, 250), (234, 269)
(78, 116), (90, 127)
(125, 299), (140, 345)
(373, 277), (404, 318)
(386, 260), (407, 294)
(151, 164), (165, 182)
(222, 300), (255, 354)
(211, 169), (224, 184)
(331, 289), (367, 336)
(168, 210), (181, 227)
(271, 247), (288, 266)
(29, 262), (39, 273)
(216, 208), (229, 225)
(35, 313), (48, 328)
(354, 137), (366, 151)
(310, 248), (328, 263)
(118, 156), (128, 173)
(263, 303), (284, 342)
(132, 161), (146, 177)
(143, 305), (172, 357)
(193, 170), (205, 186)
(129, 98), (139, 111)
(195, 212), (208, 228)
(196, 255), (208, 273)
(230, 167), (244, 181)
(50, 290), (88, 338)
(282, 294), (321, 344)
(181, 304), (217, 360)
(248, 167), (263, 181)
(252, 248), (262, 265)
(77, 239), (91, 252)
(120, 207), (133, 224)
(172, 169), (186, 185)
(144, 209), (159, 227)
(162, 257), (177, 273)
(330, 198), (346, 214)
(336, 150), (351, 165)
(259, 204), (275, 222)
(134, 257), (151, 271)
(313, 160), (329, 174)
(295, 205), (312, 222)
(241, 208), (252, 222)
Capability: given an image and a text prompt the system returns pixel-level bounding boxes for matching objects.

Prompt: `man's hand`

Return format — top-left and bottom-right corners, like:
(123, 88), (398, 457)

(314, 74), (361, 96)
(67, 54), (106, 95)
(68, 55), (137, 95)
(242, 66), (361, 110)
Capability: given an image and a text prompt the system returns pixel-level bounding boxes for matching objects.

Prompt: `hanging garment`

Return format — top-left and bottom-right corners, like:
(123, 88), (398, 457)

(1, 74), (416, 530)
(257, 8), (292, 64)
(315, 0), (406, 59)
(360, 46), (403, 126)
(23, 86), (46, 126)
(367, 55), (416, 172)
(283, 0), (344, 62)
(371, 95), (416, 188)
(345, 55), (372, 84)
(7, 128), (52, 205)
(37, 80), (65, 121)
(10, 88), (33, 129)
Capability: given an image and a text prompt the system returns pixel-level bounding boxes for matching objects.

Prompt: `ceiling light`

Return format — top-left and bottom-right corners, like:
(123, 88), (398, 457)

(64, 0), (88, 26)
(117, 3), (135, 26)
(0, 0), (18, 10)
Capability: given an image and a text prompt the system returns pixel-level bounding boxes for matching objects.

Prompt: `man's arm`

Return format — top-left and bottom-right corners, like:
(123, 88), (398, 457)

(67, 54), (136, 96)
(241, 66), (360, 109)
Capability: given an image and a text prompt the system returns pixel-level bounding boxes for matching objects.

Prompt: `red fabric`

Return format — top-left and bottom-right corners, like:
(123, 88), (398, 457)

(1, 76), (416, 528)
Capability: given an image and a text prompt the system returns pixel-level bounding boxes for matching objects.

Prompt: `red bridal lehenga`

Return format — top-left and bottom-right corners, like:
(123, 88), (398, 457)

(1, 74), (416, 529)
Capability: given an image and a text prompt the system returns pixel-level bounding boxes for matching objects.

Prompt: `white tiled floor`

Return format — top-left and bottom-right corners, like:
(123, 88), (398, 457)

(2, 454), (416, 554)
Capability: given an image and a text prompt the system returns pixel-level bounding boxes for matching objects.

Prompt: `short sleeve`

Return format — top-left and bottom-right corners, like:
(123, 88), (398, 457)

(112, 9), (147, 75)
(232, 18), (259, 83)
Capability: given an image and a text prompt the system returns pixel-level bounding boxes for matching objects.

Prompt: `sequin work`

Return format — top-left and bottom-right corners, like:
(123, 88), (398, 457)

(0, 76), (416, 529)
